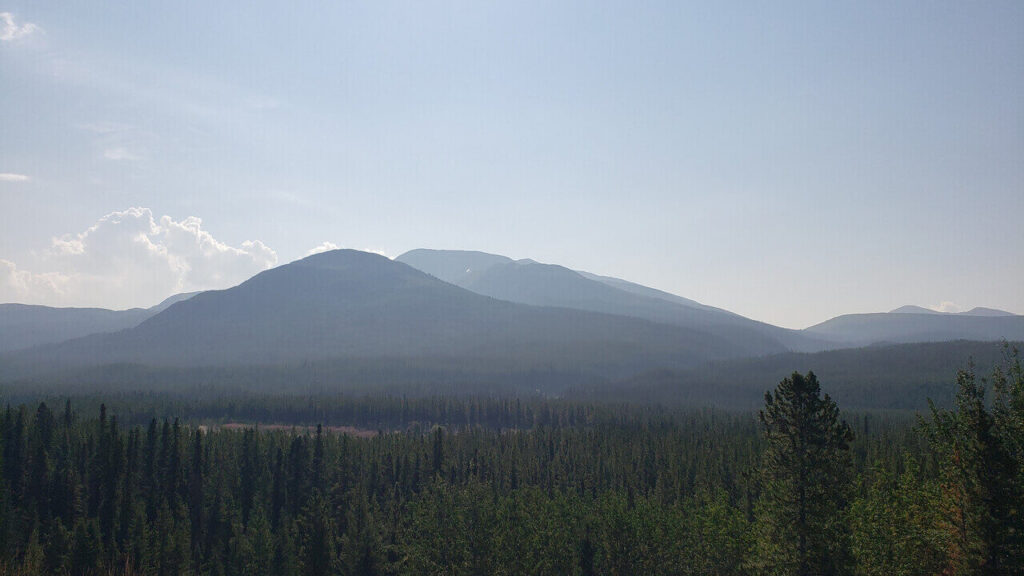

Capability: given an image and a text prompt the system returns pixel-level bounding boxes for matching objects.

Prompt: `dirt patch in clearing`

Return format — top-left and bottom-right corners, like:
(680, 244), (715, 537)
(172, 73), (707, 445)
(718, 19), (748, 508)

(217, 422), (379, 438)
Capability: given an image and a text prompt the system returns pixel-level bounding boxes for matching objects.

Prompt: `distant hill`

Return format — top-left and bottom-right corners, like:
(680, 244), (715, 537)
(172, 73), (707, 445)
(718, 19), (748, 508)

(2, 251), (755, 383)
(396, 249), (825, 354)
(889, 305), (1016, 317)
(581, 340), (1022, 410)
(805, 310), (1024, 346)
(959, 307), (1018, 317)
(5, 249), (1020, 405)
(396, 249), (513, 286)
(0, 292), (201, 353)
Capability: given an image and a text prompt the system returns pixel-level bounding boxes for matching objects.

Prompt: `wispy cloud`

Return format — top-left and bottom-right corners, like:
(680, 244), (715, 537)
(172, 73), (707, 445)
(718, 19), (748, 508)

(0, 12), (40, 42)
(74, 122), (149, 163)
(103, 147), (141, 161)
(76, 121), (132, 134)
(0, 173), (30, 182)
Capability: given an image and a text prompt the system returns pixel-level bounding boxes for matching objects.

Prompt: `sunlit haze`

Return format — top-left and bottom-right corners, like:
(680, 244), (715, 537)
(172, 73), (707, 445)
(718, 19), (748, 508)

(1, 2), (1021, 328)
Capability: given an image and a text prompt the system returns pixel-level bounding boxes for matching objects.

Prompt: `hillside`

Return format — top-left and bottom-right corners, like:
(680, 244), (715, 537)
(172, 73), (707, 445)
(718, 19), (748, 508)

(0, 292), (200, 352)
(805, 311), (1024, 346)
(582, 340), (1021, 410)
(397, 249), (825, 354)
(1, 250), (752, 384)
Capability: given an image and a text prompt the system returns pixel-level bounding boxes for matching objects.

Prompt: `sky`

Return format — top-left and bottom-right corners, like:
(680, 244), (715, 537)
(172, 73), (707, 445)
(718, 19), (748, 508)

(1, 2), (1021, 329)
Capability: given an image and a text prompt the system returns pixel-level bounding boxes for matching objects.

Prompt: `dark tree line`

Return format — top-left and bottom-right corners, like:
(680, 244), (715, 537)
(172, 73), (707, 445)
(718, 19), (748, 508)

(0, 351), (1021, 575)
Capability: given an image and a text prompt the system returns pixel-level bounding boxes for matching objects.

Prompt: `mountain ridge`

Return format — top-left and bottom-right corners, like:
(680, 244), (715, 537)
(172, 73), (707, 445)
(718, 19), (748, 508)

(889, 304), (1016, 317)
(3, 249), (1020, 392)
(396, 249), (824, 354)
(1, 250), (753, 383)
(0, 291), (201, 353)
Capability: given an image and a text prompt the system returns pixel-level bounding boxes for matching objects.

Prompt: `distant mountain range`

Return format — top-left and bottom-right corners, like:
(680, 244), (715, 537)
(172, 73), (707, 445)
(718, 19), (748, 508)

(1, 248), (1021, 406)
(1, 251), (754, 382)
(0, 292), (199, 353)
(888, 304), (1016, 317)
(805, 311), (1024, 346)
(396, 249), (825, 354)
(396, 249), (1022, 350)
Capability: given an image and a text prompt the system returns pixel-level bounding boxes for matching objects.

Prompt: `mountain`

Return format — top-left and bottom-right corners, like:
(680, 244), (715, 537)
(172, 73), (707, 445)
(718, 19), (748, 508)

(396, 249), (513, 286)
(0, 292), (201, 353)
(889, 305), (1016, 317)
(956, 307), (1017, 317)
(805, 310), (1024, 346)
(889, 305), (943, 315)
(396, 249), (825, 354)
(575, 270), (722, 313)
(3, 250), (758, 385)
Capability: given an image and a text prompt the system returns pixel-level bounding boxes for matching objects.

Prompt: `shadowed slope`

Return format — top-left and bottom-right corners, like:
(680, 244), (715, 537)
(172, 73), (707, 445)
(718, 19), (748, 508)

(0, 292), (201, 352)
(3, 250), (750, 381)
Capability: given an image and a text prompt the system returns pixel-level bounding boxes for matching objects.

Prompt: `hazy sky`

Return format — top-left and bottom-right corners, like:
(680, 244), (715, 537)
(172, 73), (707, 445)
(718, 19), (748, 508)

(1, 2), (1021, 328)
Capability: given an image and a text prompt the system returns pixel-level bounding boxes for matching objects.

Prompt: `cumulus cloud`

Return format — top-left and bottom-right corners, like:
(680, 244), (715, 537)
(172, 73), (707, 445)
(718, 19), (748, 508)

(0, 12), (40, 42)
(306, 241), (340, 256)
(0, 207), (278, 308)
(930, 301), (962, 314)
(0, 259), (69, 300)
(0, 173), (30, 182)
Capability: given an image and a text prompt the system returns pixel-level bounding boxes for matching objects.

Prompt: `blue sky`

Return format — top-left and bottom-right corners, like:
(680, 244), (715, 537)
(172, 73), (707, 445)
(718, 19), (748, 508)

(1, 1), (1022, 328)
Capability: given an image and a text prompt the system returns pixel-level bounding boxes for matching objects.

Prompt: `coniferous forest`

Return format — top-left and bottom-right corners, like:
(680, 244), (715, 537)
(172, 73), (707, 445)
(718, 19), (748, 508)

(0, 352), (1021, 575)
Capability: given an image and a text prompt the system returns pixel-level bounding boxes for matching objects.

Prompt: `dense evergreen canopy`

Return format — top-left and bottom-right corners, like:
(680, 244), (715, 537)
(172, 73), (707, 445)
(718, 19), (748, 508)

(0, 350), (1020, 575)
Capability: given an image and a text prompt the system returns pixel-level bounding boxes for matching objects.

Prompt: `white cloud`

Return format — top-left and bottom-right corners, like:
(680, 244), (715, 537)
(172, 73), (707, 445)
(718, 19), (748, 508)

(76, 121), (131, 134)
(0, 207), (278, 308)
(930, 301), (962, 314)
(103, 147), (140, 161)
(0, 259), (69, 301)
(306, 241), (340, 256)
(0, 12), (40, 42)
(0, 173), (30, 182)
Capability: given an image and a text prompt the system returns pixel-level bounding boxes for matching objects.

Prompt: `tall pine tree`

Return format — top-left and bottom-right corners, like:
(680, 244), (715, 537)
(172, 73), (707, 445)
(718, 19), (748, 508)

(752, 371), (854, 576)
(924, 353), (1024, 575)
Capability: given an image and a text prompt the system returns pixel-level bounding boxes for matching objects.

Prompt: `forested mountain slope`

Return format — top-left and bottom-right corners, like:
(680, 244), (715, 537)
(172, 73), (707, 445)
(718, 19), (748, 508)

(2, 250), (754, 382)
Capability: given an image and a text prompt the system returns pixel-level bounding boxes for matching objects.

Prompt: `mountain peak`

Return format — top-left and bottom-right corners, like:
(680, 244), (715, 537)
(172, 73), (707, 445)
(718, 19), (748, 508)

(889, 305), (943, 315)
(888, 304), (1016, 317)
(395, 249), (513, 285)
(960, 307), (1016, 317)
(295, 248), (391, 269)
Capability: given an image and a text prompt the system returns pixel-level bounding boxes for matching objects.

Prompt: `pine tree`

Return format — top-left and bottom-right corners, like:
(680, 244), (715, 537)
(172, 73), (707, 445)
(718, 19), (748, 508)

(924, 355), (1024, 575)
(752, 371), (854, 576)
(296, 491), (337, 576)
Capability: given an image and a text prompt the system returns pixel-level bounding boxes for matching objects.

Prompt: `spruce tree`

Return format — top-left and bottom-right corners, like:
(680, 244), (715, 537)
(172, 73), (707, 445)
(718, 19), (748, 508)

(752, 371), (854, 576)
(925, 355), (1024, 575)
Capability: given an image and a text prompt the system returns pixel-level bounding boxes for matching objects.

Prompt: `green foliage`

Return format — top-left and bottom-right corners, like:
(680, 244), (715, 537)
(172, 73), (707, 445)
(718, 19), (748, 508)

(752, 371), (854, 576)
(922, 347), (1024, 575)
(849, 459), (949, 575)
(0, 359), (1015, 576)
